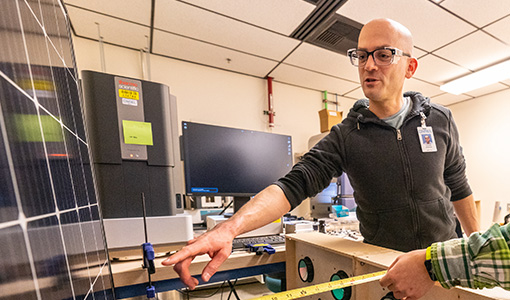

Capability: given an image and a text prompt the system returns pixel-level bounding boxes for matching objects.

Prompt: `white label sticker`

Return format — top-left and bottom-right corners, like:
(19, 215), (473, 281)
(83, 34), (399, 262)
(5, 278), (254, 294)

(122, 98), (138, 106)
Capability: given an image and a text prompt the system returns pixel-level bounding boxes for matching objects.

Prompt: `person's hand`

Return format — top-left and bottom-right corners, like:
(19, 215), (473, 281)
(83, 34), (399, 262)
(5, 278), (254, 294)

(379, 249), (434, 300)
(162, 223), (235, 289)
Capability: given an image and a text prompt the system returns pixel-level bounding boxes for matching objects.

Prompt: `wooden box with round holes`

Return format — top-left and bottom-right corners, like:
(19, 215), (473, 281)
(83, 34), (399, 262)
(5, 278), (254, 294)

(285, 232), (503, 300)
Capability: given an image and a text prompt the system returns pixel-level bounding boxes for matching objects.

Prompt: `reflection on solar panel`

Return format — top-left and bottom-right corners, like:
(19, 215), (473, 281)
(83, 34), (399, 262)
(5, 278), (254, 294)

(0, 0), (114, 299)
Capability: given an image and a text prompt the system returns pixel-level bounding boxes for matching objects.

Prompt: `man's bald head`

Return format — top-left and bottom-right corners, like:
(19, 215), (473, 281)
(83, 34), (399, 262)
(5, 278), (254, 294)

(359, 18), (414, 56)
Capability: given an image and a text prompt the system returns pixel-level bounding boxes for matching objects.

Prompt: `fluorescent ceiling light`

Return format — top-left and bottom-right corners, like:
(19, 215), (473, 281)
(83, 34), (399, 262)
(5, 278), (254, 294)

(440, 60), (510, 95)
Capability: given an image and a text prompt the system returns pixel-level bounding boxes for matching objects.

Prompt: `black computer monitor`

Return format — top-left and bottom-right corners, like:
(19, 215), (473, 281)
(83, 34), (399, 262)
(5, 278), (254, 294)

(181, 122), (293, 200)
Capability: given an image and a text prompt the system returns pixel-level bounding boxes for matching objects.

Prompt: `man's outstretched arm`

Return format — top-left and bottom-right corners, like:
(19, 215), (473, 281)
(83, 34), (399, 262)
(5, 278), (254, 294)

(162, 185), (291, 289)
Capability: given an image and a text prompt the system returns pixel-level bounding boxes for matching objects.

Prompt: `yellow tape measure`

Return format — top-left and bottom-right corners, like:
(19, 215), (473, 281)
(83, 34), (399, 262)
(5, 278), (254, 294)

(250, 270), (387, 300)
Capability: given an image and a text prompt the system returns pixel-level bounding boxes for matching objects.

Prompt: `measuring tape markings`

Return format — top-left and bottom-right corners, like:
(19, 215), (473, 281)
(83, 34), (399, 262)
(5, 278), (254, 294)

(251, 270), (387, 300)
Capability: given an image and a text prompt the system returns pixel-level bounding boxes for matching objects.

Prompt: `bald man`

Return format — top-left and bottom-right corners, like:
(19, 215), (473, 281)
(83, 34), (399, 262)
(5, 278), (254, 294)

(163, 18), (479, 289)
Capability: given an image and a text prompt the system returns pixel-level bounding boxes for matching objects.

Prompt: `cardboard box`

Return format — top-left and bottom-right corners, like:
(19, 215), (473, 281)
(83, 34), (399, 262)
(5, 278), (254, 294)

(319, 109), (343, 132)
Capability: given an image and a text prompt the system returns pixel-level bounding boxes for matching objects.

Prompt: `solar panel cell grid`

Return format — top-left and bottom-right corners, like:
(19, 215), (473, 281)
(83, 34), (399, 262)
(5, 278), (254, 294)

(0, 0), (114, 298)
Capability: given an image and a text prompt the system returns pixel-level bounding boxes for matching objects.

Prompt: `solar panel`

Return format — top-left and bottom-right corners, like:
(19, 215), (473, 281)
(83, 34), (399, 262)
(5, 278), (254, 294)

(0, 0), (114, 299)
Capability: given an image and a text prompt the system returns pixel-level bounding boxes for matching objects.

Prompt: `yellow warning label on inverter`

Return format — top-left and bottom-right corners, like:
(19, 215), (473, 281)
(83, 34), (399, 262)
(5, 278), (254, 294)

(251, 270), (387, 300)
(118, 89), (139, 100)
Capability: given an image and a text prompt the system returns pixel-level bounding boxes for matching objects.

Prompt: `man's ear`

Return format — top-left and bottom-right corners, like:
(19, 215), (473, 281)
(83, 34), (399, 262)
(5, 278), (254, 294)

(405, 57), (418, 79)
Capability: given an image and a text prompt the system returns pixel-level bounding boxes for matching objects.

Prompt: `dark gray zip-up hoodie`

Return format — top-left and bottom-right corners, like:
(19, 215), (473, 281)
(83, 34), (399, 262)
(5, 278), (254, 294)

(275, 91), (472, 252)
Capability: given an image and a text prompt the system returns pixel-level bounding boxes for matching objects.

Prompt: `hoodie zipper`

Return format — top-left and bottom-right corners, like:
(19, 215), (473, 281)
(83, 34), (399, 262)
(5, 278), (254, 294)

(396, 129), (402, 140)
(395, 123), (421, 249)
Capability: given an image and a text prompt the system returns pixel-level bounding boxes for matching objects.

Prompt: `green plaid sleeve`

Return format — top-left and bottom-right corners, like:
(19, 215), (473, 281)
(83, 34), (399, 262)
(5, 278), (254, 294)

(430, 223), (510, 290)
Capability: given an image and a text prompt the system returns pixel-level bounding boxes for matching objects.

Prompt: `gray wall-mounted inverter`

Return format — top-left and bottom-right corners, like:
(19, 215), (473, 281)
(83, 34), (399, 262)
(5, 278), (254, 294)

(81, 70), (184, 219)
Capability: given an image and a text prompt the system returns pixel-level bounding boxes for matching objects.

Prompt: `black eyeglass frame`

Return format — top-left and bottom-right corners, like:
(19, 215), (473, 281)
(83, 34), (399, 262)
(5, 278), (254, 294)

(347, 47), (411, 67)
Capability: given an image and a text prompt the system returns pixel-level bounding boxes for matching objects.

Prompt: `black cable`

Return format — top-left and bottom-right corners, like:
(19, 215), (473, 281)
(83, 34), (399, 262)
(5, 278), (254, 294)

(227, 279), (240, 300)
(218, 199), (234, 215)
(177, 281), (227, 298)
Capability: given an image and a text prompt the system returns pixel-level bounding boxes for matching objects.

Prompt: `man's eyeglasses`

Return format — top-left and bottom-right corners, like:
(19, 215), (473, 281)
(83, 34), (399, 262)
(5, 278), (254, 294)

(347, 47), (411, 67)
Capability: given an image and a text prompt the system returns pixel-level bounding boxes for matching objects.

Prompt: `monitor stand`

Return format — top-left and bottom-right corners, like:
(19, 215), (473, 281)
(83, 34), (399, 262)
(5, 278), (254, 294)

(233, 196), (251, 213)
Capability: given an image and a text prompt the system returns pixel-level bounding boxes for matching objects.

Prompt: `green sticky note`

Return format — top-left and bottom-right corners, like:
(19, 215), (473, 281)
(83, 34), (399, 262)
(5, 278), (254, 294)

(122, 120), (153, 146)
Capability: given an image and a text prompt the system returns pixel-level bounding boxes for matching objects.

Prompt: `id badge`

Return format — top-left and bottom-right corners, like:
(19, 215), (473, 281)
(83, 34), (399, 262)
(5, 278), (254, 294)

(417, 126), (437, 152)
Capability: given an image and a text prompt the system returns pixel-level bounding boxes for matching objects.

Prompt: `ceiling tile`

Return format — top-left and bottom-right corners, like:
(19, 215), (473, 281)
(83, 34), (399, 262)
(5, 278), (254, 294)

(413, 47), (428, 59)
(439, 0), (510, 28)
(152, 29), (278, 78)
(340, 78), (443, 101)
(269, 63), (360, 95)
(284, 42), (359, 83)
(484, 15), (510, 45)
(63, 0), (151, 25)
(337, 0), (476, 51)
(66, 6), (150, 50)
(404, 78), (442, 98)
(430, 92), (472, 106)
(433, 30), (510, 71)
(413, 54), (470, 85)
(343, 78), (443, 101)
(62, 0), (509, 102)
(344, 87), (365, 100)
(154, 0), (300, 61)
(179, 0), (316, 35)
(463, 83), (510, 98)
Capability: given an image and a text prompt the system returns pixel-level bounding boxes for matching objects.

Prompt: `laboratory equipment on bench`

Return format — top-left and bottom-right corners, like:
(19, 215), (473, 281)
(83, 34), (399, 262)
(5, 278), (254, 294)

(81, 71), (192, 252)
(246, 243), (276, 255)
(207, 215), (283, 238)
(231, 235), (286, 250)
(307, 133), (356, 218)
(310, 174), (355, 219)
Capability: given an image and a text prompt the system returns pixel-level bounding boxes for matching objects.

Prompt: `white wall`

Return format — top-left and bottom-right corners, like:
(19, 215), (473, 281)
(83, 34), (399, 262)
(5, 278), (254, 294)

(72, 37), (354, 216)
(449, 89), (510, 230)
